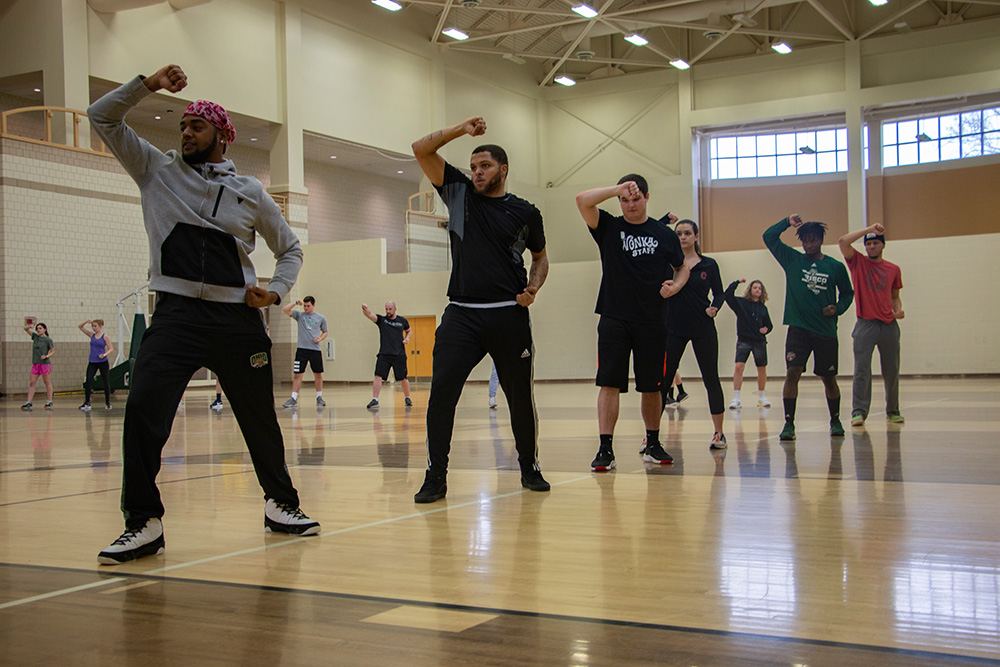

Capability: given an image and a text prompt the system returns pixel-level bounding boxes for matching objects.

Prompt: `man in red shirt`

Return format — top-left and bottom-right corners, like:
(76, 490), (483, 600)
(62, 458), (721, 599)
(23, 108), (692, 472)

(839, 224), (905, 426)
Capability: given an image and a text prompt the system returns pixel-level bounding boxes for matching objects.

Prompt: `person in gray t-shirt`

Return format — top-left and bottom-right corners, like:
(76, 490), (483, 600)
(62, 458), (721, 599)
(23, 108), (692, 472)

(281, 296), (329, 407)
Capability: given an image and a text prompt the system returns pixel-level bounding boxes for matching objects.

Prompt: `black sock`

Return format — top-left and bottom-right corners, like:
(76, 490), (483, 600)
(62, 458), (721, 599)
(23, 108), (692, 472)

(666, 387), (675, 399)
(645, 429), (659, 446)
(599, 434), (613, 451)
(827, 395), (840, 420)
(677, 383), (685, 394)
(784, 397), (796, 423)
(216, 393), (222, 401)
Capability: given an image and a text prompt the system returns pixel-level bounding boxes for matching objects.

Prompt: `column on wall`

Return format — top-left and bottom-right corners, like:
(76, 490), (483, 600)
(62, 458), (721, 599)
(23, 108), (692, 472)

(44, 0), (91, 146)
(844, 39), (867, 233)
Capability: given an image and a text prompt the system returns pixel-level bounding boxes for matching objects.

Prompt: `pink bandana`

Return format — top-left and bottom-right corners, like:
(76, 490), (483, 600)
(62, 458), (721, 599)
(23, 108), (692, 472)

(183, 100), (236, 144)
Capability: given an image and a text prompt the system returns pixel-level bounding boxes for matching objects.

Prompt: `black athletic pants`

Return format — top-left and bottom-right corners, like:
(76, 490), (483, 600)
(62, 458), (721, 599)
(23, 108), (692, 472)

(661, 330), (725, 415)
(425, 304), (540, 475)
(120, 317), (299, 526)
(85, 360), (111, 405)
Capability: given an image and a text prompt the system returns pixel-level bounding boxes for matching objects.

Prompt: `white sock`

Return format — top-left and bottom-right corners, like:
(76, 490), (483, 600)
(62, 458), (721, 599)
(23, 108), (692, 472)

(733, 390), (741, 400)
(291, 392), (298, 400)
(759, 390), (767, 398)
(316, 391), (322, 398)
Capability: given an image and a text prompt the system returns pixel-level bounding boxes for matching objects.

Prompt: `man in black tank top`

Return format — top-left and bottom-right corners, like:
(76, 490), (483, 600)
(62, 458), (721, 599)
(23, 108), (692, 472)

(411, 117), (550, 503)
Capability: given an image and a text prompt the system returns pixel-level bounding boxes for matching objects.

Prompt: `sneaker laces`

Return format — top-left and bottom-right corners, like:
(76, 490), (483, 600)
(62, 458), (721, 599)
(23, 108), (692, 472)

(273, 503), (309, 521)
(111, 526), (145, 546)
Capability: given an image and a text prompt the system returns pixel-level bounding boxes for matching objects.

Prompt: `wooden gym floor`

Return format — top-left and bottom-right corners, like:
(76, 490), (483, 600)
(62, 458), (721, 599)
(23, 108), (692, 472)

(1, 376), (998, 666)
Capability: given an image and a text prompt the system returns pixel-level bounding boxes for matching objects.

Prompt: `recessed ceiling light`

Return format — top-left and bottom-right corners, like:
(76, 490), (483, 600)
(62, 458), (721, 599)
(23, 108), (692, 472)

(154, 116), (161, 120)
(669, 59), (690, 70)
(33, 88), (41, 93)
(397, 170), (404, 174)
(868, 0), (888, 6)
(250, 137), (258, 142)
(372, 0), (402, 10)
(330, 155), (337, 159)
(624, 34), (648, 46)
(443, 28), (468, 40)
(771, 42), (792, 54)
(572, 5), (598, 18)
(554, 75), (576, 86)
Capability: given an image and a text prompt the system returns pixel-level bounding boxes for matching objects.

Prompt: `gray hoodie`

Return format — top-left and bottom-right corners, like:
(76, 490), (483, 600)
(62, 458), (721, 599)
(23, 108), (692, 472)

(88, 76), (302, 304)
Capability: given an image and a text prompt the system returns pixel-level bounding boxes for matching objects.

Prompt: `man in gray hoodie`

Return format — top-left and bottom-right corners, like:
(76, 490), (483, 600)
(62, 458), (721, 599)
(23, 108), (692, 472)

(89, 64), (319, 565)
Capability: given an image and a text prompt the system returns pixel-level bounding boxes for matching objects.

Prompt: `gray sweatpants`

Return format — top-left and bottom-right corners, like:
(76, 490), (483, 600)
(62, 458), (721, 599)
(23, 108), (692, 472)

(852, 318), (901, 418)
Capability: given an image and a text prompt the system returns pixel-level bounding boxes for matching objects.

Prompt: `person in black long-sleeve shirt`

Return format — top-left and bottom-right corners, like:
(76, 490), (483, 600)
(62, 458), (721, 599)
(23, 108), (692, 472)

(660, 220), (729, 449)
(722, 279), (773, 410)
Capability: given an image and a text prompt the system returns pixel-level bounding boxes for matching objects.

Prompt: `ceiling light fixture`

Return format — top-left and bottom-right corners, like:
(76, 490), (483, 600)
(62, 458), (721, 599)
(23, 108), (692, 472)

(624, 34), (648, 46)
(397, 170), (404, 174)
(868, 0), (888, 6)
(33, 88), (41, 93)
(443, 28), (469, 40)
(250, 137), (258, 142)
(330, 155), (337, 159)
(154, 116), (161, 120)
(669, 59), (690, 70)
(555, 75), (576, 86)
(502, 53), (527, 65)
(771, 42), (792, 54)
(372, 0), (402, 11)
(572, 5), (598, 18)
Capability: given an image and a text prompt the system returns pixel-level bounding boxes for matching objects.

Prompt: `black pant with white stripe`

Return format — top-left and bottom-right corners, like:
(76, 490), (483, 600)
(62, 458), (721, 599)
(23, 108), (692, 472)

(120, 317), (299, 527)
(425, 304), (540, 475)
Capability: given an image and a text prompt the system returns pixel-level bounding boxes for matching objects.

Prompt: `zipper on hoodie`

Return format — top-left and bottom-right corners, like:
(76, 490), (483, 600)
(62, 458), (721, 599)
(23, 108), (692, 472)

(211, 185), (225, 218)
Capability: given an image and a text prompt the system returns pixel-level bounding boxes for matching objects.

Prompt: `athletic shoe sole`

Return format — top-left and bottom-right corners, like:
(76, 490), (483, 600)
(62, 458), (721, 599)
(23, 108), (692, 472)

(97, 536), (165, 565)
(591, 461), (617, 472)
(264, 518), (321, 535)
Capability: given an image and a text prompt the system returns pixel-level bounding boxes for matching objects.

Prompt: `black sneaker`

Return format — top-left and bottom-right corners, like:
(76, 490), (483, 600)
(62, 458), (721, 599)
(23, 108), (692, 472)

(21, 402), (32, 411)
(97, 518), (165, 565)
(520, 469), (550, 492)
(676, 390), (689, 404)
(643, 442), (674, 464)
(264, 499), (321, 535)
(710, 432), (728, 449)
(639, 436), (648, 454)
(662, 395), (678, 410)
(366, 399), (379, 410)
(414, 471), (447, 503)
(404, 397), (413, 407)
(591, 448), (616, 472)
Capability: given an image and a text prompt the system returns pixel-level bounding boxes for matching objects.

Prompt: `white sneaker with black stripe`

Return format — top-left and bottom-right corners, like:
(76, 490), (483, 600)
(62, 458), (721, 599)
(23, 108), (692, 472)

(97, 518), (165, 565)
(264, 499), (321, 535)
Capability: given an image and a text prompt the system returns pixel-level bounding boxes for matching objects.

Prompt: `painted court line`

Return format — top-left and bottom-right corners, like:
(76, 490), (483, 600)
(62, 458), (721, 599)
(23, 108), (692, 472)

(0, 578), (125, 610)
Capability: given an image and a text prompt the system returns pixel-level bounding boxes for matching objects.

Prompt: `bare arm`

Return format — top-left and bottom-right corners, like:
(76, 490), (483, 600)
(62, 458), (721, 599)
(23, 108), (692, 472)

(516, 248), (549, 307)
(661, 262), (691, 298)
(103, 336), (115, 360)
(411, 117), (486, 187)
(281, 300), (299, 317)
(839, 223), (884, 261)
(403, 328), (412, 345)
(576, 183), (635, 229)
(79, 320), (95, 337)
(892, 288), (904, 319)
(361, 303), (378, 323)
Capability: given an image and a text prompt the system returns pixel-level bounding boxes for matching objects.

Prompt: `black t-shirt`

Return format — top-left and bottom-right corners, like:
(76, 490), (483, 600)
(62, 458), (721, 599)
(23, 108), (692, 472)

(664, 255), (725, 338)
(434, 162), (545, 303)
(375, 314), (409, 356)
(590, 209), (683, 322)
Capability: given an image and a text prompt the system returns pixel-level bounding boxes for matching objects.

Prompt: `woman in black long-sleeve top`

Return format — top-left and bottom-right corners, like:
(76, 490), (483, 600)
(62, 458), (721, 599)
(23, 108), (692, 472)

(658, 219), (728, 449)
(723, 279), (773, 410)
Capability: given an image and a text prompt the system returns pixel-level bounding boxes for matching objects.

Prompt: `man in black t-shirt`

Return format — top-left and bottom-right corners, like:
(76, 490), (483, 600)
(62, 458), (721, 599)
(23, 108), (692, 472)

(576, 174), (689, 472)
(411, 116), (550, 503)
(361, 301), (412, 409)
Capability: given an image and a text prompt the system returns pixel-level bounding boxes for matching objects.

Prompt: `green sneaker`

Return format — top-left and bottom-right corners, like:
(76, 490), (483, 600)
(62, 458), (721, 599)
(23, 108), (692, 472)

(851, 413), (865, 426)
(830, 418), (845, 437)
(779, 422), (796, 441)
(887, 412), (905, 424)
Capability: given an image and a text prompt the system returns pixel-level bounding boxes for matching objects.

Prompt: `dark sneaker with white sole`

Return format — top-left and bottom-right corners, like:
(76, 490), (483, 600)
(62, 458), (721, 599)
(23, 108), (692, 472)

(642, 442), (674, 464)
(710, 432), (728, 449)
(264, 499), (321, 535)
(414, 471), (447, 503)
(98, 518), (165, 565)
(591, 447), (616, 472)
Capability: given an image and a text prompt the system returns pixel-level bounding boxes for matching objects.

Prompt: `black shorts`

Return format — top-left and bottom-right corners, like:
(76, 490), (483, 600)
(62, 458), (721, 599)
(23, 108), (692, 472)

(374, 353), (407, 381)
(735, 339), (768, 367)
(293, 348), (324, 374)
(785, 326), (838, 376)
(596, 316), (666, 393)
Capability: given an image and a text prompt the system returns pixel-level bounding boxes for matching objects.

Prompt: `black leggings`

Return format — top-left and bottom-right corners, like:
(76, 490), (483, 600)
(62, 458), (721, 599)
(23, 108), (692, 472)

(85, 360), (111, 405)
(661, 331), (725, 415)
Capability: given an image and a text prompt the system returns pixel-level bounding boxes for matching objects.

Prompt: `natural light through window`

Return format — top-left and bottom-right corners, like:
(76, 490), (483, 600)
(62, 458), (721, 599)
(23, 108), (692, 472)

(710, 127), (867, 180)
(882, 106), (1000, 167)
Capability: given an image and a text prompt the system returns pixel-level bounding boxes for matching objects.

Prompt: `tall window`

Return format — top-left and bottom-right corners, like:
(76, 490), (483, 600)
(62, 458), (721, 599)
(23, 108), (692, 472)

(710, 128), (865, 180)
(882, 106), (1000, 167)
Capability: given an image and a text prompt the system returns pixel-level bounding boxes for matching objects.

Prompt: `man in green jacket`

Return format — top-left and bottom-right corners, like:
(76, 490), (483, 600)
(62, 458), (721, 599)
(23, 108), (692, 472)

(763, 214), (854, 440)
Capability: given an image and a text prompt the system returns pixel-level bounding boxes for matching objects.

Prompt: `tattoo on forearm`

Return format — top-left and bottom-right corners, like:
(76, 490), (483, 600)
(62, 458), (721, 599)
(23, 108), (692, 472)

(528, 258), (549, 291)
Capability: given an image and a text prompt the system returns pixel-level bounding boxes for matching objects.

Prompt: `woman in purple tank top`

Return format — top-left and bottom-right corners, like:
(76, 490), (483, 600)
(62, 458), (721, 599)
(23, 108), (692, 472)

(78, 319), (115, 411)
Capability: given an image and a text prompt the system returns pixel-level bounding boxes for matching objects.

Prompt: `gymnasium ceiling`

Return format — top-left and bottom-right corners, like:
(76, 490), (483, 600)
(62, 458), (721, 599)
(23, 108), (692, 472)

(393, 0), (1000, 85)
